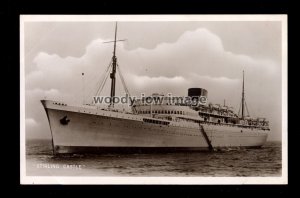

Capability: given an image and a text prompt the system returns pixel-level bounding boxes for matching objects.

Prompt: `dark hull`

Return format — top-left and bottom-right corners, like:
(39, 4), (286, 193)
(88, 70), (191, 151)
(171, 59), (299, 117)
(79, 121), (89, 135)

(53, 145), (262, 155)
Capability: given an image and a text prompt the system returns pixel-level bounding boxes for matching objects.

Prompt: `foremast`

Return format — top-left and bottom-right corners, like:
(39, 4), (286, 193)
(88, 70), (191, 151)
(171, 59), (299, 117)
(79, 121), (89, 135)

(110, 23), (118, 107)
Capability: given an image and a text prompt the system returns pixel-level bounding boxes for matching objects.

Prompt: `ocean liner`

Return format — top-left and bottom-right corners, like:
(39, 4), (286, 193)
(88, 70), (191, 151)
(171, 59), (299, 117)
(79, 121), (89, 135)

(41, 23), (270, 154)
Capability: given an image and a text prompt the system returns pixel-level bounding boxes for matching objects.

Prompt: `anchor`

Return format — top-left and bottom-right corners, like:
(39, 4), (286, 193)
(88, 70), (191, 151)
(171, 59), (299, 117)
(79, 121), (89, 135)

(60, 115), (70, 125)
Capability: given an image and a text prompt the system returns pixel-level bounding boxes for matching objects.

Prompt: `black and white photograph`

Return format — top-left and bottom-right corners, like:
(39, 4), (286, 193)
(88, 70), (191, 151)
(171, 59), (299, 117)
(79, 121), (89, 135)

(20, 15), (287, 184)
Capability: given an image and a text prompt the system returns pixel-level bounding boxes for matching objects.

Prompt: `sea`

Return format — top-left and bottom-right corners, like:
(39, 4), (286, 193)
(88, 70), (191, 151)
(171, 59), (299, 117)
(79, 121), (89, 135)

(25, 139), (281, 177)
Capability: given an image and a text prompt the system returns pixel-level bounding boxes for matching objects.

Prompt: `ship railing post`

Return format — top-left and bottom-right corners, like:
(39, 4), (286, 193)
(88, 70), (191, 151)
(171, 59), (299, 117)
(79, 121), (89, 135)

(150, 103), (153, 117)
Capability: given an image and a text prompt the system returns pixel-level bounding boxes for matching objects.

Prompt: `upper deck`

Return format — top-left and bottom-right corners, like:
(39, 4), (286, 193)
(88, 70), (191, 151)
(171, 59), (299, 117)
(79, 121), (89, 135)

(133, 93), (269, 130)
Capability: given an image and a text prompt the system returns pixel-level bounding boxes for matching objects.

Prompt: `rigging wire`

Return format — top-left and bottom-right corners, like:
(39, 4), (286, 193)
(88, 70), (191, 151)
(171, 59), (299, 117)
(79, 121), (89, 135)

(86, 62), (112, 104)
(84, 65), (108, 101)
(95, 68), (111, 97)
(116, 63), (130, 96)
(238, 98), (242, 117)
(238, 97), (251, 118)
(116, 63), (137, 113)
(245, 101), (250, 117)
(94, 61), (113, 95)
(92, 61), (112, 100)
(83, 60), (113, 105)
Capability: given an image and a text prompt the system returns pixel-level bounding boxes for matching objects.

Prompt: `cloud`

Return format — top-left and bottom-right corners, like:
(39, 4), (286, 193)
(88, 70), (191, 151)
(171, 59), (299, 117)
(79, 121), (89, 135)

(25, 27), (282, 140)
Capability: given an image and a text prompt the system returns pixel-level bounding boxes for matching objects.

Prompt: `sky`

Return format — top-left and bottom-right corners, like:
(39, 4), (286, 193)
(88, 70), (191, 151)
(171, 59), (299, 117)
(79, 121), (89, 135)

(23, 20), (284, 141)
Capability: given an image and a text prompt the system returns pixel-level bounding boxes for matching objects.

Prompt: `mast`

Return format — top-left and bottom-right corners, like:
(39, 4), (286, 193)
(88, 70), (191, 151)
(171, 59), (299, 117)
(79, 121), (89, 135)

(241, 70), (245, 120)
(95, 22), (127, 107)
(110, 22), (118, 107)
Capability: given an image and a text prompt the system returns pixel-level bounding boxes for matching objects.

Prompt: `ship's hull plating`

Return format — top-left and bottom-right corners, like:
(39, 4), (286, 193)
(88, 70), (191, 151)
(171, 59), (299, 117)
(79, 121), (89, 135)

(42, 101), (268, 154)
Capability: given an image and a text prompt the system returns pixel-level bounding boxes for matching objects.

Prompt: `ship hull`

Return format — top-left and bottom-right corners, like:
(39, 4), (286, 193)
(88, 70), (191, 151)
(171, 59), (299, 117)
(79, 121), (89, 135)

(42, 100), (268, 154)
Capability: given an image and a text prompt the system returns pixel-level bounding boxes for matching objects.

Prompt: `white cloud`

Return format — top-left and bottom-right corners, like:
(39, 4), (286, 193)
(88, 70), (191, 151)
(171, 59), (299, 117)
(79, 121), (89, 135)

(190, 73), (239, 84)
(132, 75), (186, 87)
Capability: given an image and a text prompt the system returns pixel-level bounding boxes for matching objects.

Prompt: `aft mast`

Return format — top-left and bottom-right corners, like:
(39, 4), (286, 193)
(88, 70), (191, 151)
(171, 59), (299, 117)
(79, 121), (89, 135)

(241, 70), (245, 120)
(239, 70), (250, 120)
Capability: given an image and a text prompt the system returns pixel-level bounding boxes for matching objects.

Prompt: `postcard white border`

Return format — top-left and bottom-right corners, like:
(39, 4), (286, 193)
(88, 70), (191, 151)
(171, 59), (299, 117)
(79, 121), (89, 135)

(20, 15), (288, 185)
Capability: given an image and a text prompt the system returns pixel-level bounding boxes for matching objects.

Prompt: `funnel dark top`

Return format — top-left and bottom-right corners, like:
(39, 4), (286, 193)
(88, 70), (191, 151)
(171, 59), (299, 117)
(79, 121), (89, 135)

(188, 88), (208, 98)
